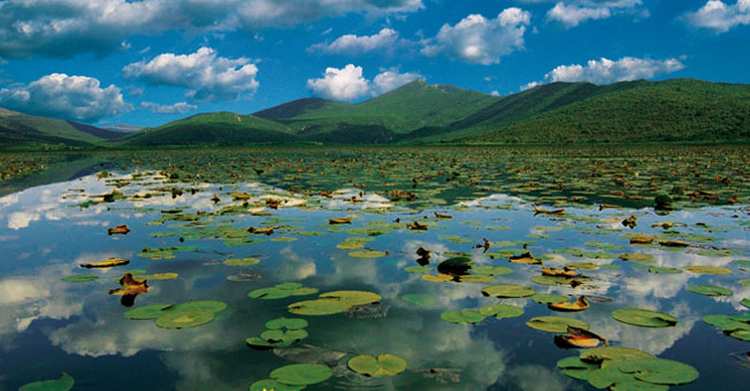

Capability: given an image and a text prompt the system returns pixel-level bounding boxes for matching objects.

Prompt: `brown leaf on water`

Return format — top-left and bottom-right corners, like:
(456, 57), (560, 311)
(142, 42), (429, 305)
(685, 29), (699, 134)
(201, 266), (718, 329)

(80, 257), (130, 269)
(542, 267), (578, 278)
(555, 326), (607, 348)
(621, 215), (637, 229)
(248, 226), (275, 235)
(533, 207), (565, 216)
(329, 217), (352, 225)
(659, 240), (690, 248)
(509, 251), (542, 265)
(549, 296), (589, 312)
(434, 212), (452, 219)
(109, 273), (149, 307)
(107, 225), (130, 235)
(629, 234), (655, 245)
(407, 221), (428, 231)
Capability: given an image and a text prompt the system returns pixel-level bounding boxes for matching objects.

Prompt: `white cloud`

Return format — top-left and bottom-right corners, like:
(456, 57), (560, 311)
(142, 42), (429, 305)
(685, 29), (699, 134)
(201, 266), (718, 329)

(0, 73), (130, 121)
(307, 64), (371, 101)
(0, 0), (423, 58)
(523, 56), (685, 88)
(307, 65), (422, 101)
(372, 69), (423, 95)
(123, 47), (259, 101)
(684, 0), (750, 32)
(546, 0), (644, 27)
(140, 101), (197, 114)
(421, 8), (531, 65)
(309, 28), (400, 55)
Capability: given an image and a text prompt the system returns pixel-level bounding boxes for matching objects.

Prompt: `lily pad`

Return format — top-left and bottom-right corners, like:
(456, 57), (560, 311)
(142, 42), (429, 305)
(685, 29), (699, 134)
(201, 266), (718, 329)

(348, 250), (387, 259)
(612, 308), (678, 328)
(249, 282), (319, 300)
(319, 290), (381, 306)
(270, 363), (333, 386)
(531, 293), (567, 304)
(617, 358), (699, 385)
(687, 284), (733, 297)
(223, 257), (260, 266)
(441, 309), (485, 324)
(19, 373), (74, 391)
(348, 354), (407, 377)
(266, 317), (309, 330)
(526, 316), (589, 333)
(155, 309), (215, 329)
(480, 303), (524, 319)
(249, 379), (303, 391)
(685, 265), (732, 275)
(482, 284), (535, 298)
(288, 299), (352, 316)
(125, 304), (173, 320)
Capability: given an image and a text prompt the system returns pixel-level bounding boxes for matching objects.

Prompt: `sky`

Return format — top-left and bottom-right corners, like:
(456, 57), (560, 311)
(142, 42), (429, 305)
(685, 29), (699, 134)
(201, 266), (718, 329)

(0, 0), (748, 127)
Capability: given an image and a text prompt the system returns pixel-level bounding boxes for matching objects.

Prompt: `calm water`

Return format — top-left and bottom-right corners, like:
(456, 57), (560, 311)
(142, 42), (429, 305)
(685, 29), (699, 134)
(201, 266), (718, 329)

(0, 154), (749, 390)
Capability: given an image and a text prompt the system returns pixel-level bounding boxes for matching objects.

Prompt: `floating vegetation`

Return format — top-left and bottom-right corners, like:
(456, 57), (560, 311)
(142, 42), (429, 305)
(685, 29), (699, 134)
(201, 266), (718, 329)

(481, 284), (535, 298)
(19, 372), (74, 391)
(288, 290), (381, 316)
(223, 257), (260, 266)
(61, 274), (99, 283)
(247, 317), (309, 349)
(348, 354), (408, 377)
(687, 284), (733, 297)
(527, 316), (589, 333)
(80, 257), (129, 269)
(612, 308), (678, 328)
(125, 300), (227, 329)
(249, 282), (319, 300)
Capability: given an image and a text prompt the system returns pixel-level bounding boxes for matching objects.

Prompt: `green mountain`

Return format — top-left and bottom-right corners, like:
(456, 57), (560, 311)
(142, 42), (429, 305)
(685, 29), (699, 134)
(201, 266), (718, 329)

(0, 108), (120, 149)
(255, 80), (501, 142)
(121, 112), (294, 146)
(455, 79), (750, 144)
(4, 78), (748, 149)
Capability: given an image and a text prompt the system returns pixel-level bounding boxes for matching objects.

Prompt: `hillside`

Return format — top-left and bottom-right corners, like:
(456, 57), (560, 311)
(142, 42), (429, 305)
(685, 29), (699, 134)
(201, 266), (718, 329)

(0, 108), (118, 149)
(259, 80), (500, 138)
(456, 79), (750, 144)
(122, 112), (294, 146)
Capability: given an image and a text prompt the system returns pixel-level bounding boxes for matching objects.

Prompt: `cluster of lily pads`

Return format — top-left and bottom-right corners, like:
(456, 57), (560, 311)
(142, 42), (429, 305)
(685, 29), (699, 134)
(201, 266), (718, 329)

(246, 317), (310, 349)
(558, 347), (699, 390)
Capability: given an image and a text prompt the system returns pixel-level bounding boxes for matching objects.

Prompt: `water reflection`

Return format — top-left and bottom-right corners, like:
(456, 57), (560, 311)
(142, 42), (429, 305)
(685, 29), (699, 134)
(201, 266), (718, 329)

(0, 171), (748, 390)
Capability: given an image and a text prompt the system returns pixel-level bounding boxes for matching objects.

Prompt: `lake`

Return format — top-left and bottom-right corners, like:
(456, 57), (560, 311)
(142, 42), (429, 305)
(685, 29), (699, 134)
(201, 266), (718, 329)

(0, 146), (749, 390)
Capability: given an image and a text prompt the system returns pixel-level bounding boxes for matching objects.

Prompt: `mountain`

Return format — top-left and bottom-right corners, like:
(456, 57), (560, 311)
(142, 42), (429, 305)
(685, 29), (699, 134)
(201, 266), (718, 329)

(455, 79), (750, 144)
(255, 80), (501, 142)
(4, 78), (749, 149)
(0, 108), (120, 149)
(121, 112), (294, 146)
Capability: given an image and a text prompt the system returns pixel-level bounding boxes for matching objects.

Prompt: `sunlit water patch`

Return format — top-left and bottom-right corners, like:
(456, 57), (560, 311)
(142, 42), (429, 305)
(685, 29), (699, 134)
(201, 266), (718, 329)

(0, 171), (748, 390)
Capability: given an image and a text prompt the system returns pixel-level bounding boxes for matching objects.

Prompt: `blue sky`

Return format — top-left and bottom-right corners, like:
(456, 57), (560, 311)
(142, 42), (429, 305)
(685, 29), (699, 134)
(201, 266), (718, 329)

(0, 0), (748, 127)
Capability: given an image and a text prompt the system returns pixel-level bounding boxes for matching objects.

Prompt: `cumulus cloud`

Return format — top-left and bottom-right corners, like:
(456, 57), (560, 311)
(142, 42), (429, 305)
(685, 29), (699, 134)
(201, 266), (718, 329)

(307, 65), (422, 101)
(684, 0), (750, 32)
(525, 0), (645, 27)
(421, 8), (531, 65)
(372, 69), (423, 95)
(140, 101), (197, 114)
(0, 0), (423, 58)
(309, 28), (400, 55)
(0, 73), (130, 121)
(123, 47), (259, 101)
(522, 56), (685, 88)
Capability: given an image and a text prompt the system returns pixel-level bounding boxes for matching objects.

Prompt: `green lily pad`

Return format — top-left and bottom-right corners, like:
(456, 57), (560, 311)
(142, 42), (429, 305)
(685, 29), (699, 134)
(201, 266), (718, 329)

(319, 290), (381, 306)
(685, 265), (732, 275)
(348, 250), (387, 259)
(647, 266), (682, 274)
(124, 304), (173, 320)
(441, 309), (485, 324)
(223, 257), (260, 266)
(617, 358), (699, 385)
(472, 265), (513, 276)
(687, 284), (733, 297)
(619, 253), (655, 263)
(482, 284), (535, 298)
(348, 354), (407, 377)
(288, 299), (352, 316)
(19, 373), (74, 391)
(741, 298), (750, 309)
(479, 303), (524, 319)
(61, 275), (99, 283)
(249, 282), (319, 300)
(580, 347), (654, 363)
(530, 293), (567, 304)
(526, 316), (589, 333)
(557, 356), (598, 381)
(155, 309), (215, 329)
(404, 265), (430, 274)
(612, 308), (678, 328)
(702, 314), (750, 332)
(249, 379), (303, 391)
(730, 329), (750, 341)
(336, 237), (373, 250)
(171, 300), (227, 313)
(270, 363), (333, 386)
(266, 317), (309, 330)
